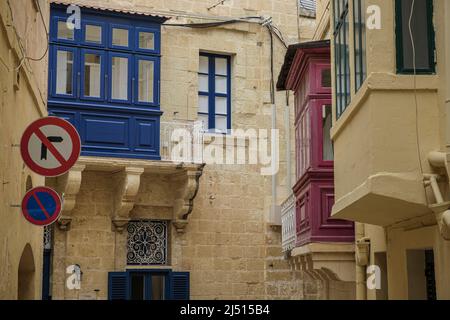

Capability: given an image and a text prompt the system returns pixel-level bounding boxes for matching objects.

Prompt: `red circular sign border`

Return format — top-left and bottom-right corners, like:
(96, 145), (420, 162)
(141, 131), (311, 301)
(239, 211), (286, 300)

(20, 117), (81, 177)
(21, 186), (62, 227)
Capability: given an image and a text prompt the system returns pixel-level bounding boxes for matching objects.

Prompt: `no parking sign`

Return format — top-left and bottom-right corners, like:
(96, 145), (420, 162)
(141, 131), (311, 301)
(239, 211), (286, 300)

(21, 187), (62, 226)
(20, 117), (81, 177)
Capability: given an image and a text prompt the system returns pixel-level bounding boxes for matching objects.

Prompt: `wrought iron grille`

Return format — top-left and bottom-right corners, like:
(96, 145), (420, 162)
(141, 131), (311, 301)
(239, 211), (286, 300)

(127, 220), (168, 265)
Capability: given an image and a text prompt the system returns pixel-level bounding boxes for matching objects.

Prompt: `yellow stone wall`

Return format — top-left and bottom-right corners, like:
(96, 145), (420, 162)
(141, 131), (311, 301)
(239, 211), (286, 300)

(328, 0), (450, 299)
(0, 0), (49, 299)
(47, 0), (319, 300)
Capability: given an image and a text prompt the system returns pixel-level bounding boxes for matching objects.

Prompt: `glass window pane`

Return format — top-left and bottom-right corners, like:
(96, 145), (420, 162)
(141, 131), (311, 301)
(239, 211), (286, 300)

(215, 97), (227, 114)
(85, 25), (102, 43)
(56, 51), (73, 95)
(57, 21), (74, 40)
(198, 114), (209, 130)
(84, 53), (101, 98)
(138, 60), (154, 103)
(322, 104), (334, 161)
(199, 74), (209, 92)
(111, 57), (128, 100)
(199, 95), (209, 113)
(151, 275), (165, 300)
(139, 32), (155, 50)
(321, 68), (331, 88)
(199, 56), (209, 73)
(215, 58), (228, 75)
(215, 76), (227, 94)
(400, 0), (430, 70)
(112, 28), (129, 47)
(215, 116), (228, 132)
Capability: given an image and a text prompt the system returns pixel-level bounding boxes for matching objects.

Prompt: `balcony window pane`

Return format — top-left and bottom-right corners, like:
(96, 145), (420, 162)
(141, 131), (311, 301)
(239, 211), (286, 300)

(139, 32), (155, 50)
(138, 60), (154, 103)
(199, 56), (209, 73)
(112, 28), (129, 47)
(199, 74), (209, 92)
(57, 21), (74, 40)
(215, 97), (227, 114)
(322, 104), (333, 161)
(215, 76), (227, 94)
(85, 25), (102, 44)
(112, 57), (128, 100)
(215, 116), (227, 132)
(56, 50), (73, 95)
(321, 68), (331, 88)
(84, 53), (101, 98)
(199, 96), (209, 113)
(215, 58), (228, 75)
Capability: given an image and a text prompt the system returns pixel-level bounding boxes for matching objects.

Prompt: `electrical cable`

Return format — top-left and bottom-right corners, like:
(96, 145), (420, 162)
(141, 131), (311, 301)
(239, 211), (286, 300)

(408, 0), (429, 205)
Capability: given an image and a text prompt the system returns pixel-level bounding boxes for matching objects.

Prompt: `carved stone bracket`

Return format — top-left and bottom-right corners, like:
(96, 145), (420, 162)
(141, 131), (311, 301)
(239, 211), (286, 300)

(55, 164), (86, 230)
(171, 164), (205, 233)
(112, 167), (144, 232)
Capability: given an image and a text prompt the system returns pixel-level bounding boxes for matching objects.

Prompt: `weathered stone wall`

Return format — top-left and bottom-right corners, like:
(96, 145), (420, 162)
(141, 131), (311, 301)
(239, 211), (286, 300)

(0, 0), (49, 299)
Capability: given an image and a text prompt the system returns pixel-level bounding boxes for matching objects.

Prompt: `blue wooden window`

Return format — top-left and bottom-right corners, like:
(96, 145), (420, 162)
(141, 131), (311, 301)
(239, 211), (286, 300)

(108, 270), (190, 300)
(48, 4), (167, 160)
(198, 53), (231, 133)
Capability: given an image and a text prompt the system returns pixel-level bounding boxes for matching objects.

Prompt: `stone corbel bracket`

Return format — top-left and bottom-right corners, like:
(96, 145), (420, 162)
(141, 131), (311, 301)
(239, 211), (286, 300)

(112, 167), (145, 232)
(55, 164), (86, 230)
(172, 164), (206, 233)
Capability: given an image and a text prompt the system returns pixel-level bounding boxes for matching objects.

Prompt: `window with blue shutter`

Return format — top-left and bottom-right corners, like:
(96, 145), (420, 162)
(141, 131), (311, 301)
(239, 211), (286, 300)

(108, 272), (128, 300)
(171, 272), (190, 300)
(48, 4), (167, 160)
(108, 270), (190, 300)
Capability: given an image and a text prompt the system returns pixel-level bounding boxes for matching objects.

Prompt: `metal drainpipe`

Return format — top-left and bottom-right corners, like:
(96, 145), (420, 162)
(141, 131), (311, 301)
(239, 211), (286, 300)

(355, 222), (367, 300)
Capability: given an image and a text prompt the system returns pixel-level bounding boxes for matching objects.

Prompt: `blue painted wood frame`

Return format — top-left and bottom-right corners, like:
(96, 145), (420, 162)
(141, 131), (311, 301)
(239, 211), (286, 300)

(81, 20), (107, 48)
(50, 45), (78, 100)
(109, 23), (133, 51)
(135, 26), (161, 55)
(198, 53), (232, 132)
(50, 15), (78, 44)
(80, 48), (106, 102)
(108, 52), (133, 105)
(134, 55), (160, 108)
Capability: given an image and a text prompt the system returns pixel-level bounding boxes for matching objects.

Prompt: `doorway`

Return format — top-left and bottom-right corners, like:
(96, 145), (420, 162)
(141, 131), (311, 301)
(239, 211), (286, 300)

(406, 249), (436, 300)
(18, 244), (36, 300)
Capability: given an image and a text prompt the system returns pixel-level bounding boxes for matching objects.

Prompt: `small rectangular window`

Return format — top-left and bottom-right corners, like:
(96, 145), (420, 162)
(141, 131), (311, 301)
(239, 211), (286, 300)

(112, 28), (129, 47)
(198, 54), (231, 133)
(139, 32), (155, 50)
(138, 60), (155, 103)
(83, 53), (102, 98)
(85, 25), (102, 44)
(127, 221), (168, 265)
(57, 20), (74, 40)
(322, 104), (333, 161)
(395, 0), (435, 74)
(56, 50), (74, 95)
(111, 56), (129, 101)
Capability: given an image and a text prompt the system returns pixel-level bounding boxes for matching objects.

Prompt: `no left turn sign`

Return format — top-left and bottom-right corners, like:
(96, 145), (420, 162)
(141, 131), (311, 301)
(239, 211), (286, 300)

(20, 117), (81, 177)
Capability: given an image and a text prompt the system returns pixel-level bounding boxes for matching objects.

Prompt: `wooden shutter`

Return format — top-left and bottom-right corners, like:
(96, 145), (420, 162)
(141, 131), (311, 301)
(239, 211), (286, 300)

(171, 272), (190, 300)
(108, 272), (128, 300)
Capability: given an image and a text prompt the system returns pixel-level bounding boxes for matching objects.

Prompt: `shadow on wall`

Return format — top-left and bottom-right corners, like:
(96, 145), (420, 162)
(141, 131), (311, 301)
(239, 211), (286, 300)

(18, 243), (35, 300)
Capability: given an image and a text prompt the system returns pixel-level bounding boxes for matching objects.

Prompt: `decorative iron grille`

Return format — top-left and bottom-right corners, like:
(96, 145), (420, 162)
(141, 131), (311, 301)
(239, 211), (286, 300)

(127, 220), (168, 265)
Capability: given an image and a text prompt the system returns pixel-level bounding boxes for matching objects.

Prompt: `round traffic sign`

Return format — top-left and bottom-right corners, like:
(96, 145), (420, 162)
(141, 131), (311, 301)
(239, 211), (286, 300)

(20, 117), (81, 177)
(21, 187), (62, 226)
